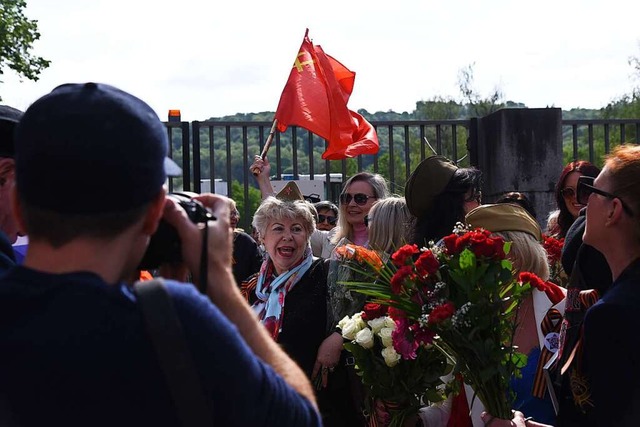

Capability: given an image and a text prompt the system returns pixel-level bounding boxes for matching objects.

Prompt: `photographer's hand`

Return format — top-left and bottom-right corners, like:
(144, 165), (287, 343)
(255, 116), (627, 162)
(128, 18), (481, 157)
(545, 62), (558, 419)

(162, 193), (232, 284)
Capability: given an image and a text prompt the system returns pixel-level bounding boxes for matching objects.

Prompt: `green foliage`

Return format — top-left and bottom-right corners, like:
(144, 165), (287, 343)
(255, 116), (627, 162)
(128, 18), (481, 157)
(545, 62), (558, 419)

(0, 0), (50, 98)
(230, 180), (261, 231)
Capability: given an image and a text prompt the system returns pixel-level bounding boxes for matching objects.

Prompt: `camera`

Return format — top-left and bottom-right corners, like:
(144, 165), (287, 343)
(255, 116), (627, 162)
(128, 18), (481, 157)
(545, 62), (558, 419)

(138, 192), (215, 270)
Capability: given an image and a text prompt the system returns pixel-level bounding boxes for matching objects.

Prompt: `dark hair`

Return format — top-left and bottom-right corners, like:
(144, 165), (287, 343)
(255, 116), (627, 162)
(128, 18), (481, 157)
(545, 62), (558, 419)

(497, 191), (537, 220)
(555, 160), (600, 238)
(20, 198), (152, 248)
(314, 200), (338, 217)
(412, 167), (482, 245)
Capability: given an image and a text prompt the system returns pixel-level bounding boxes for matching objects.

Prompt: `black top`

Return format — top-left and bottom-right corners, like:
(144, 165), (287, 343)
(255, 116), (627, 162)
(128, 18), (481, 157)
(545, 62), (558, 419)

(583, 258), (640, 427)
(232, 230), (262, 285)
(246, 258), (328, 378)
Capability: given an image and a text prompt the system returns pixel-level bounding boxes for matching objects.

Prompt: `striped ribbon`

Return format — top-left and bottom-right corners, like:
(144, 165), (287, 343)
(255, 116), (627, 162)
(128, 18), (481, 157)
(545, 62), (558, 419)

(532, 308), (564, 398)
(560, 289), (600, 375)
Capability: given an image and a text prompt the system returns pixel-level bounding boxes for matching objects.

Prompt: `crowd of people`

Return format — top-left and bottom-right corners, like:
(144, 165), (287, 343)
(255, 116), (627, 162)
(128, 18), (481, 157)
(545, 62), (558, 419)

(0, 83), (638, 427)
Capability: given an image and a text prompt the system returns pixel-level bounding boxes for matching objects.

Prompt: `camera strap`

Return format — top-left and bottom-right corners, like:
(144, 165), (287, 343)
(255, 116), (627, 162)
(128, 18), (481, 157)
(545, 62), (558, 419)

(134, 278), (214, 427)
(197, 222), (209, 294)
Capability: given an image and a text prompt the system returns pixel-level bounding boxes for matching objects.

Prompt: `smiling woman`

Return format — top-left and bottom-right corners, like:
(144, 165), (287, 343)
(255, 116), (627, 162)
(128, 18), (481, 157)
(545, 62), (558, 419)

(549, 160), (600, 238)
(241, 193), (331, 381)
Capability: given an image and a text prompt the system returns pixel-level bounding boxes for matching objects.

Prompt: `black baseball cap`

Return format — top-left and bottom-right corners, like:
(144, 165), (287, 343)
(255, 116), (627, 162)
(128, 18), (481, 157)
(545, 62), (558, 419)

(0, 105), (24, 158)
(15, 82), (181, 214)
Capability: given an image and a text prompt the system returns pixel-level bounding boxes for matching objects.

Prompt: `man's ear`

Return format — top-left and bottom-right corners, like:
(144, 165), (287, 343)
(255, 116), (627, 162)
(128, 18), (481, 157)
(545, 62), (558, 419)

(607, 199), (625, 225)
(141, 189), (167, 236)
(11, 186), (27, 235)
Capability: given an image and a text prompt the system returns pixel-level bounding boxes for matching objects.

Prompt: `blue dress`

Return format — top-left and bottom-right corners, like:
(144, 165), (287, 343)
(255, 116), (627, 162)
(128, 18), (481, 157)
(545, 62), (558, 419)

(510, 347), (557, 425)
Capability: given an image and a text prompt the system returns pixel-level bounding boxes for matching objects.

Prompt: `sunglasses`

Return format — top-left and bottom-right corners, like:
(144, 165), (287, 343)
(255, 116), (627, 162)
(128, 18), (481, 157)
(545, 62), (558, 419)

(339, 193), (377, 206)
(318, 214), (337, 225)
(561, 187), (576, 199)
(577, 176), (634, 216)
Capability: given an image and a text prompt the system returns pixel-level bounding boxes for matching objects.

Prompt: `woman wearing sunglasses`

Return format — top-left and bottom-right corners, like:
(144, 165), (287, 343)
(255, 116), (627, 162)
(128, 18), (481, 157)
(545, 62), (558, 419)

(485, 145), (640, 427)
(330, 172), (390, 248)
(314, 201), (339, 231)
(548, 160), (600, 238)
(577, 144), (640, 427)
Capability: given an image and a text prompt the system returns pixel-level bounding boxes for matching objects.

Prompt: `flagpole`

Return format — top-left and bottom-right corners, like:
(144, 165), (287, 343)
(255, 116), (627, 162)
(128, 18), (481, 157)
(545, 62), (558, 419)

(251, 119), (278, 176)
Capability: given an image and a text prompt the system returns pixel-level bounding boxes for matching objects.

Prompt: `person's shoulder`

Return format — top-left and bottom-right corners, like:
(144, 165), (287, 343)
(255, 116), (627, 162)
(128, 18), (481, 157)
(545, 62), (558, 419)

(584, 298), (638, 341)
(234, 230), (255, 242)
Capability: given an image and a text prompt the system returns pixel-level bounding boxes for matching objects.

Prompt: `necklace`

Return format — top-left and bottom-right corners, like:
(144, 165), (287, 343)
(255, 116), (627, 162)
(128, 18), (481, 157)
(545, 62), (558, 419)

(515, 298), (532, 338)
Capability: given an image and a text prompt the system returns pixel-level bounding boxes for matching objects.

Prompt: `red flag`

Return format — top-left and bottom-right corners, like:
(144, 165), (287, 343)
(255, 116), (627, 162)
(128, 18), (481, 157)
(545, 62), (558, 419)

(274, 29), (379, 160)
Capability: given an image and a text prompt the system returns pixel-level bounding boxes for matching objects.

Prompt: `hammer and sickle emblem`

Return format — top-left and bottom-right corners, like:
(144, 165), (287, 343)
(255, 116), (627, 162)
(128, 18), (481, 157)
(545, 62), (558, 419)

(293, 51), (314, 72)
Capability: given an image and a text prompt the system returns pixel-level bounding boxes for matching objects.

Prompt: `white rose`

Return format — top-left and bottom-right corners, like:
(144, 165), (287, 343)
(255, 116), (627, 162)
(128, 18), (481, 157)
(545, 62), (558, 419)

(378, 327), (394, 348)
(341, 318), (364, 341)
(352, 312), (367, 329)
(367, 317), (386, 334)
(355, 327), (375, 349)
(381, 346), (401, 367)
(337, 315), (350, 331)
(383, 317), (396, 330)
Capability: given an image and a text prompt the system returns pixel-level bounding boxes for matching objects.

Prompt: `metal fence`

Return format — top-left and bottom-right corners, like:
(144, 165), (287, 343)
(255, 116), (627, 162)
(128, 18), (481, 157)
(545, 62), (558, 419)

(562, 118), (640, 165)
(165, 116), (640, 229)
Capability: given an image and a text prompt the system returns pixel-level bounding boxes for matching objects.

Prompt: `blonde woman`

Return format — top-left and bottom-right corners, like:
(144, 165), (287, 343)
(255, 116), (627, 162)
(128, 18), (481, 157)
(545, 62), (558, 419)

(367, 196), (414, 255)
(418, 204), (565, 427)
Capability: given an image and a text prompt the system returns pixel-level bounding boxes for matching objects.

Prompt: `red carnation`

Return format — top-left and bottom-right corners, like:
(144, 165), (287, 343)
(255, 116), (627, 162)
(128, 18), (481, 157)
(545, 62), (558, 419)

(414, 324), (436, 346)
(519, 271), (547, 292)
(388, 306), (407, 320)
(415, 250), (440, 276)
(471, 234), (494, 258)
(390, 265), (415, 294)
(428, 302), (456, 325)
(391, 244), (420, 267)
(362, 303), (388, 321)
(455, 233), (472, 253)
(443, 234), (459, 254)
(543, 234), (564, 264)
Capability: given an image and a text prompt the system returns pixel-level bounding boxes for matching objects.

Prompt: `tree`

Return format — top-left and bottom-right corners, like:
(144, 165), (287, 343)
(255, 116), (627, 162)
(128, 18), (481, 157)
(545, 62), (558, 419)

(0, 0), (50, 99)
(457, 63), (504, 117)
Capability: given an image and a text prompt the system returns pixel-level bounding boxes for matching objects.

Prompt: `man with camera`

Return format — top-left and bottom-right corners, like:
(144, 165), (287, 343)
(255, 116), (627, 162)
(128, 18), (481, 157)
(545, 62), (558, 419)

(0, 83), (320, 426)
(0, 105), (23, 272)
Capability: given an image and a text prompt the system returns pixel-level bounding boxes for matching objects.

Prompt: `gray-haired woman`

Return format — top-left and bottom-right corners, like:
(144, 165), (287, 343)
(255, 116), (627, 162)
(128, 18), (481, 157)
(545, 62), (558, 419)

(241, 194), (328, 380)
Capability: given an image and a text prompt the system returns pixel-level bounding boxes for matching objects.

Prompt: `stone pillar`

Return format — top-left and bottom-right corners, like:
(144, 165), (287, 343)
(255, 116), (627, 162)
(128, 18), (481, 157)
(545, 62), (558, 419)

(471, 108), (563, 227)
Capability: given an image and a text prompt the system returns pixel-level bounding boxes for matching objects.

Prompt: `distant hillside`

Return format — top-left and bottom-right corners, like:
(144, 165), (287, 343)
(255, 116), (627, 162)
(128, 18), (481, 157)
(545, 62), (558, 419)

(205, 101), (603, 122)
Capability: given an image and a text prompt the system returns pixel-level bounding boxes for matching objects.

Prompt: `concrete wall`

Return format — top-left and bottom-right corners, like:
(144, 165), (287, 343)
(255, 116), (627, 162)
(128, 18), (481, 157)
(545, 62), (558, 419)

(470, 108), (563, 226)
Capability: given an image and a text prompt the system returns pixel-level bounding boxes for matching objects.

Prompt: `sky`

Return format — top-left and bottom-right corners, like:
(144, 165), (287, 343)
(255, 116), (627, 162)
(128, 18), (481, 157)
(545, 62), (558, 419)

(2, 0), (640, 121)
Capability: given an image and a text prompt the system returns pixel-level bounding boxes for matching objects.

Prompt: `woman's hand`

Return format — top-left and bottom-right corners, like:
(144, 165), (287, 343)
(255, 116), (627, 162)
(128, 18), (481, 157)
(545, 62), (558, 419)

(480, 411), (549, 427)
(250, 155), (271, 177)
(250, 155), (275, 199)
(312, 332), (344, 388)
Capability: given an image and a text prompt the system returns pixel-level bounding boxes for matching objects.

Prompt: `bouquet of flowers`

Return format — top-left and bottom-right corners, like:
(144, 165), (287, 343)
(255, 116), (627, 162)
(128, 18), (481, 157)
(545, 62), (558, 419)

(344, 225), (539, 419)
(542, 233), (568, 287)
(326, 239), (385, 332)
(338, 302), (449, 427)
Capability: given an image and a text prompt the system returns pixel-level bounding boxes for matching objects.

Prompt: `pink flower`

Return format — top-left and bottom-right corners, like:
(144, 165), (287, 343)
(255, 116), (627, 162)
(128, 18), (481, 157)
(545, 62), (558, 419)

(392, 318), (419, 360)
